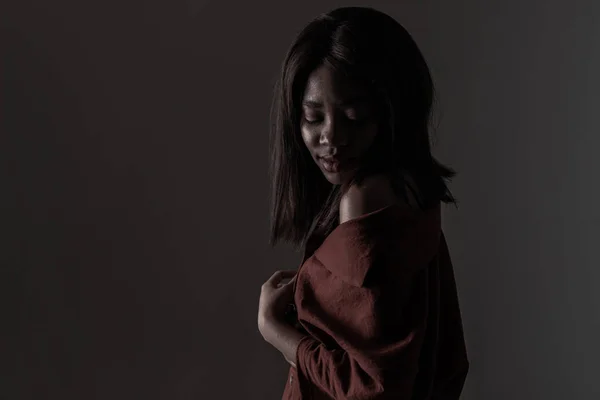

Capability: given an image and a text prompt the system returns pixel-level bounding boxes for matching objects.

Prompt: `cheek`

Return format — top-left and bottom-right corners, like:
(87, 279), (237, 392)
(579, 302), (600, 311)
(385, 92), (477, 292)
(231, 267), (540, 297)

(300, 126), (317, 150)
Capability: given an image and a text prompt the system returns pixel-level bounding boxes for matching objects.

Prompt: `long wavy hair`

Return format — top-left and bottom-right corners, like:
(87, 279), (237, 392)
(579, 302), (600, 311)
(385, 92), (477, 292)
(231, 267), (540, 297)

(268, 6), (457, 250)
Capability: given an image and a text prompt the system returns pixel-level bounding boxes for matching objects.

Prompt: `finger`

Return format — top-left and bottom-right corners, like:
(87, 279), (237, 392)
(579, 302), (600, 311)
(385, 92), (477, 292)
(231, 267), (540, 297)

(280, 274), (297, 284)
(277, 274), (297, 288)
(270, 270), (297, 286)
(266, 270), (297, 286)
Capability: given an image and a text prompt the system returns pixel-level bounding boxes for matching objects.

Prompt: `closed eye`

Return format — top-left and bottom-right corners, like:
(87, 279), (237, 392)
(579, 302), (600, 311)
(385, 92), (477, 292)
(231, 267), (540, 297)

(302, 110), (371, 125)
(304, 117), (323, 125)
(346, 106), (372, 122)
(346, 113), (370, 125)
(303, 116), (369, 126)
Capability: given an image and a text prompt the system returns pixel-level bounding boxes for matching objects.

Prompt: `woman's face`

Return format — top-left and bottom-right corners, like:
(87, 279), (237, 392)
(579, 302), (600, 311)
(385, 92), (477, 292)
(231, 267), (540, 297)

(300, 65), (379, 185)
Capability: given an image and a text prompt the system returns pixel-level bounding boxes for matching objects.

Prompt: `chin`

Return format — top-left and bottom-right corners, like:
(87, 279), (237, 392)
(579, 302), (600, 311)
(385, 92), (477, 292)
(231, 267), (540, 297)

(322, 169), (355, 186)
(323, 174), (342, 185)
(316, 156), (360, 186)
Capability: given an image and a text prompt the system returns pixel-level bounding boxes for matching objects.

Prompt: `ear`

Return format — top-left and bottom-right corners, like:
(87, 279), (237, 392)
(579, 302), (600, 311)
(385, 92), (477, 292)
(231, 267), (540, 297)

(339, 174), (398, 224)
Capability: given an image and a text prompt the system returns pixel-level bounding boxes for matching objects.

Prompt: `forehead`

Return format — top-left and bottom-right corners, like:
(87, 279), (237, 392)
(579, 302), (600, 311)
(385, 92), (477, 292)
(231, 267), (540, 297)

(302, 65), (368, 104)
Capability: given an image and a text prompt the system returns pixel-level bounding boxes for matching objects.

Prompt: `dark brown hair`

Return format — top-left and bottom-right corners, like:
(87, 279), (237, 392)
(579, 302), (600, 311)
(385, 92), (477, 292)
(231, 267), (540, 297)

(268, 6), (456, 249)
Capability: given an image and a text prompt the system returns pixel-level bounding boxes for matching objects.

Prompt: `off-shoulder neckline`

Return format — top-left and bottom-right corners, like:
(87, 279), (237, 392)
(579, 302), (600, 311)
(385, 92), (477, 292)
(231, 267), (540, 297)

(333, 200), (431, 231)
(304, 201), (438, 258)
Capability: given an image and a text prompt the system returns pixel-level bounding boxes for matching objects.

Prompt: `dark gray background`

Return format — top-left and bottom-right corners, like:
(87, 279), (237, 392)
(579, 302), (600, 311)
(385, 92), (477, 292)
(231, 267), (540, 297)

(1, 0), (598, 399)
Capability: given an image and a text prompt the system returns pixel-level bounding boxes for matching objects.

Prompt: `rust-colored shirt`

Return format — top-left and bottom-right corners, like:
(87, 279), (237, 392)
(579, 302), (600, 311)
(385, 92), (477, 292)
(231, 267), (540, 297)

(281, 202), (469, 399)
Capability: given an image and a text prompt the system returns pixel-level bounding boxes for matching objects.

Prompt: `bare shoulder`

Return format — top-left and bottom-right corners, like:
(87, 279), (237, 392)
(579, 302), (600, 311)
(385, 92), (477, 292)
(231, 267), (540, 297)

(339, 174), (399, 224)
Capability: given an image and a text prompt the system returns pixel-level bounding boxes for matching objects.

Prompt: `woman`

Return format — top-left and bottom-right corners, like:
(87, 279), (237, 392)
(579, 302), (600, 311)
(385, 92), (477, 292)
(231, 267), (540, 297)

(258, 6), (469, 400)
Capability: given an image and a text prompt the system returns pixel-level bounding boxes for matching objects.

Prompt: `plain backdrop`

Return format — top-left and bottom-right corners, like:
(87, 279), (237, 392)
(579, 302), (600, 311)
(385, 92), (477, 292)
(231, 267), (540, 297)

(1, 0), (599, 399)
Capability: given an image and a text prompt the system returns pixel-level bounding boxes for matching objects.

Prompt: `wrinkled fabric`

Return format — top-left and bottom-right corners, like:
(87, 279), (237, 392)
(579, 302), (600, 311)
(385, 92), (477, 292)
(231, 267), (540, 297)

(281, 202), (469, 400)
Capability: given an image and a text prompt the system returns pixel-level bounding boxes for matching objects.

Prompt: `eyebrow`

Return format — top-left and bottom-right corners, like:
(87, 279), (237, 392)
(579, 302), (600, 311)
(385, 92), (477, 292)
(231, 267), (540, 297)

(302, 95), (369, 108)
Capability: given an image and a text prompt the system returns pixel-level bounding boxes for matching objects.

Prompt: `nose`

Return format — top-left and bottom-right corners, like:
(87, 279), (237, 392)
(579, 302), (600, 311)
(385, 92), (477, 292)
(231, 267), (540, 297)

(319, 115), (349, 147)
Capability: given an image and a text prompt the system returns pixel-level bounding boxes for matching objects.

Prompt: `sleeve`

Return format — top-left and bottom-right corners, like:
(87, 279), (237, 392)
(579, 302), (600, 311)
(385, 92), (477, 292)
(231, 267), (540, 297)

(294, 254), (431, 400)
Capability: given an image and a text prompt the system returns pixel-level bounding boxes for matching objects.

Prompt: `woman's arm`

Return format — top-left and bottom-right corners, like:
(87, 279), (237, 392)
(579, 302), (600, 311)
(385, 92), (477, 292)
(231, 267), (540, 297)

(291, 269), (430, 400)
(262, 319), (307, 369)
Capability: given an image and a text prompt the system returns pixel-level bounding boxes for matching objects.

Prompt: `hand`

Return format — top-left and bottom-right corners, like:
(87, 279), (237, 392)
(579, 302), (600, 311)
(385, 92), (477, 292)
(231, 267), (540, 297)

(258, 270), (297, 336)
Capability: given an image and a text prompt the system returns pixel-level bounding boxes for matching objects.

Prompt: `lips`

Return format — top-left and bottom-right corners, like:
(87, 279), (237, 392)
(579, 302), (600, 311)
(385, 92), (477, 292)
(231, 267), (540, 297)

(318, 156), (355, 173)
(320, 158), (339, 173)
